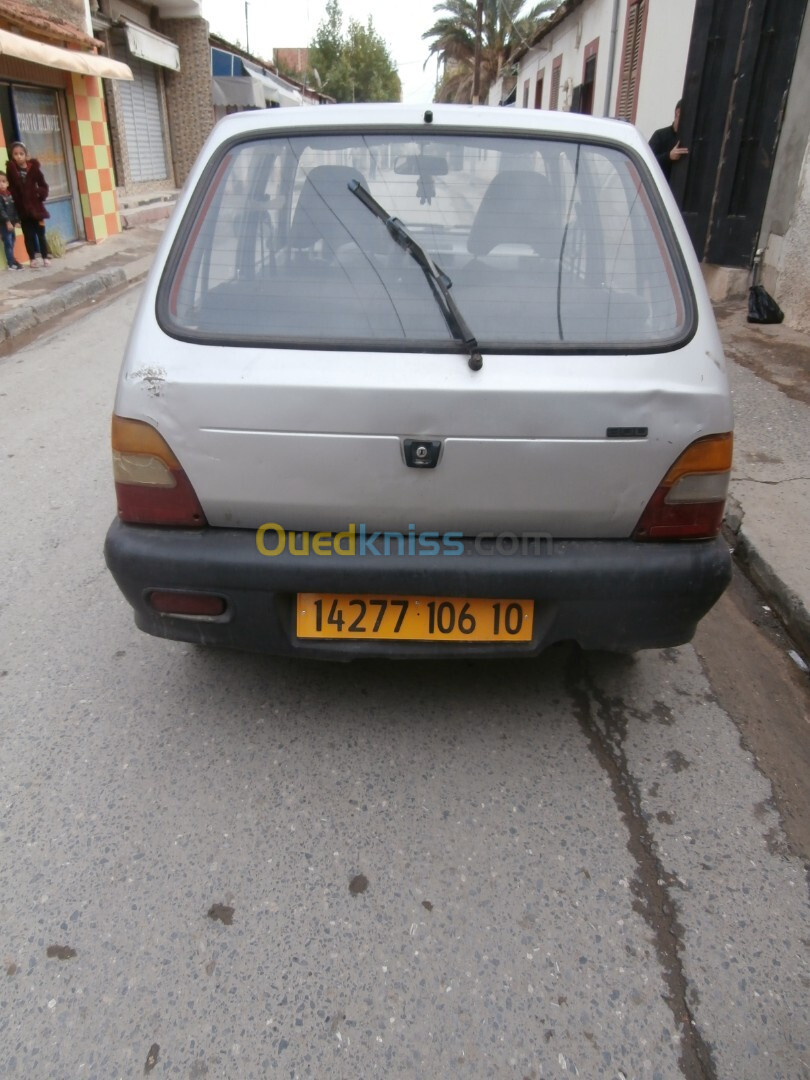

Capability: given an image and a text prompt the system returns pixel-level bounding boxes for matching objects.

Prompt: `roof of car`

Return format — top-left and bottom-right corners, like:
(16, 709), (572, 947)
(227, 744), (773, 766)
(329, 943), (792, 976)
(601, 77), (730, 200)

(208, 102), (646, 153)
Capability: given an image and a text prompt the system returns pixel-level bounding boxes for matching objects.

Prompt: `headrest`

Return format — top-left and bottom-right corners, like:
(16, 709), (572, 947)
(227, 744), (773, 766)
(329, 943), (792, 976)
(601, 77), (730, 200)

(289, 165), (382, 253)
(467, 171), (560, 256)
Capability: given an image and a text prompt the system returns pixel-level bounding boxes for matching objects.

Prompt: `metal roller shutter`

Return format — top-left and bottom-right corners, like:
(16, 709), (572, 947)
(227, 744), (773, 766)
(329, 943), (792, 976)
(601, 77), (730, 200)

(114, 52), (167, 183)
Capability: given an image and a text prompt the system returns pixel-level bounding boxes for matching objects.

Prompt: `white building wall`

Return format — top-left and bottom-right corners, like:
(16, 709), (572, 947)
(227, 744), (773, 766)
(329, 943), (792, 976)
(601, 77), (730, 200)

(633, 0), (696, 138)
(775, 142), (810, 331)
(514, 0), (696, 132)
(759, 10), (810, 330)
(513, 0), (620, 116)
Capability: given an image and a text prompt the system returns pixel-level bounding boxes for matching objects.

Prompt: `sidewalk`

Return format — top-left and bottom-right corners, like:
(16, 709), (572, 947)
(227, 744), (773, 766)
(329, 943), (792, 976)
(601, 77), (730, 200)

(0, 221), (165, 349)
(715, 302), (810, 661)
(1, 227), (809, 661)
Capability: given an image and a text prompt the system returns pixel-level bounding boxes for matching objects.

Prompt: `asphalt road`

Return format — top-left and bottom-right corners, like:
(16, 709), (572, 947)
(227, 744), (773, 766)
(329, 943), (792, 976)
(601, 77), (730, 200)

(1, 291), (808, 1079)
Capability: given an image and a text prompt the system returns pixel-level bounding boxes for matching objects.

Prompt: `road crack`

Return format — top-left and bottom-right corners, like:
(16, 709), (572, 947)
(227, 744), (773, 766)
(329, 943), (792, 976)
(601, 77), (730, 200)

(732, 475), (810, 485)
(565, 651), (717, 1080)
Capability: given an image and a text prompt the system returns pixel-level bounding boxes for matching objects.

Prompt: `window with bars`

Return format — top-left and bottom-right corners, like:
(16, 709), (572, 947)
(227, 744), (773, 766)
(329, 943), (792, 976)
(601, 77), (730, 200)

(616, 0), (646, 122)
(550, 56), (562, 111)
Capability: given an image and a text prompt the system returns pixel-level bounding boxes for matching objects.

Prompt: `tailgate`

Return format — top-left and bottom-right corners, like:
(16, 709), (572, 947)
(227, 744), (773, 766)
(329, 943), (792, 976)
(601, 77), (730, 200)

(118, 337), (732, 539)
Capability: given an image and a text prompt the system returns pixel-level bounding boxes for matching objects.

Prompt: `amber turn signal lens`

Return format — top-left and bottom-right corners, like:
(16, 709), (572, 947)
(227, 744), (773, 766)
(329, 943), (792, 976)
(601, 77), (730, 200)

(111, 415), (184, 461)
(660, 432), (733, 485)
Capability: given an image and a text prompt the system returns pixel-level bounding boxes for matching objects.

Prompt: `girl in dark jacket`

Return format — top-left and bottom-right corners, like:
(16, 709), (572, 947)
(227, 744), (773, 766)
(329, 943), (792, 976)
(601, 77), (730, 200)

(5, 141), (51, 267)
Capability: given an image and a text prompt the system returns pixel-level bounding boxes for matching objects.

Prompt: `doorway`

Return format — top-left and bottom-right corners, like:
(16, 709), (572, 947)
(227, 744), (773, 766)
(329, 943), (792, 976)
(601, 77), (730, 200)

(676, 0), (806, 267)
(1, 83), (82, 243)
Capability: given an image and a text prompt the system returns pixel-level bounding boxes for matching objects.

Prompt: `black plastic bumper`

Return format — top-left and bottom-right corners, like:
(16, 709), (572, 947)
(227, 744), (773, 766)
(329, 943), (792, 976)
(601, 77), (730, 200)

(104, 520), (731, 659)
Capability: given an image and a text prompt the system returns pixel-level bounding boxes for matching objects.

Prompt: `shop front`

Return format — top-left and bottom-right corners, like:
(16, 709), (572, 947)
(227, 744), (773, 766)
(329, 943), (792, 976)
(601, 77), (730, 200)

(0, 25), (133, 262)
(0, 80), (82, 242)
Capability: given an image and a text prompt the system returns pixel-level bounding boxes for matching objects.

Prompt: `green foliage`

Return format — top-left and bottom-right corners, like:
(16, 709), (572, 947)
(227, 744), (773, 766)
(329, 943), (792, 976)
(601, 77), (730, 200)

(309, 0), (401, 103)
(424, 0), (557, 103)
(309, 0), (343, 80)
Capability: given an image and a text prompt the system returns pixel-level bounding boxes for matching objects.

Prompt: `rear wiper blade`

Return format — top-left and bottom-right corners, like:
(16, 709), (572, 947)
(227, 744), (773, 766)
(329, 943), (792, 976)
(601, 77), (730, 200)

(348, 180), (483, 372)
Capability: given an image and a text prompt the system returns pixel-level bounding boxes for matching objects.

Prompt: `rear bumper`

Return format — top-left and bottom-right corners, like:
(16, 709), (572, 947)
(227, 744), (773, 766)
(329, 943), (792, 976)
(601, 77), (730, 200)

(104, 520), (731, 659)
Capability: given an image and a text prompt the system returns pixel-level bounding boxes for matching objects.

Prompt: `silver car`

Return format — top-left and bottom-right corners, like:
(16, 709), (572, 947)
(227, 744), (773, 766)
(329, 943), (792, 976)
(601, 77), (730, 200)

(105, 104), (733, 658)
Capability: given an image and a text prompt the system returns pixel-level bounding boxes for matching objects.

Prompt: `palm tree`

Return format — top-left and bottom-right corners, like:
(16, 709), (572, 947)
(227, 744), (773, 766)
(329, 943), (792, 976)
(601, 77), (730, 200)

(423, 0), (556, 104)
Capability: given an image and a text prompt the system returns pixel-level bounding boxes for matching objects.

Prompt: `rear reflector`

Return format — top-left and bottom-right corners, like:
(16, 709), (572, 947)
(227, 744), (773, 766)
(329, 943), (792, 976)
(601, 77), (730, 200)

(112, 416), (206, 527)
(634, 433), (733, 541)
(149, 591), (226, 617)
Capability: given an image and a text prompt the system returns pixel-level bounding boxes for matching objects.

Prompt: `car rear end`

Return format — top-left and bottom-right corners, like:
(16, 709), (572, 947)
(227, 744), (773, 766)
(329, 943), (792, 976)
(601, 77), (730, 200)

(105, 104), (732, 658)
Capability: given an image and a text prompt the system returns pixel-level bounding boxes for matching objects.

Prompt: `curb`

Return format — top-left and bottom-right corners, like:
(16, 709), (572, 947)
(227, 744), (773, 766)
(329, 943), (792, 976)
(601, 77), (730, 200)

(0, 260), (150, 346)
(731, 525), (810, 662)
(724, 495), (810, 662)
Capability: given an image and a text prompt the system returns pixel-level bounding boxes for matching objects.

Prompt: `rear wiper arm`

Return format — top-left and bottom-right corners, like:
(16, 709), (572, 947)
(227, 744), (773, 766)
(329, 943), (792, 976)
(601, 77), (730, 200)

(348, 180), (483, 371)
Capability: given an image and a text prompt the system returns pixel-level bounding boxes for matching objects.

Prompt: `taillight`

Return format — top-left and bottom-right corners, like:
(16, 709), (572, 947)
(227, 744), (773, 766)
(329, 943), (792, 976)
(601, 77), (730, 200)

(634, 433), (733, 541)
(112, 416), (207, 527)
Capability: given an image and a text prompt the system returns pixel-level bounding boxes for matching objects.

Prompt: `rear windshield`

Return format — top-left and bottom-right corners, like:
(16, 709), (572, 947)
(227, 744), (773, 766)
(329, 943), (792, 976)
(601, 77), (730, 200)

(161, 131), (691, 350)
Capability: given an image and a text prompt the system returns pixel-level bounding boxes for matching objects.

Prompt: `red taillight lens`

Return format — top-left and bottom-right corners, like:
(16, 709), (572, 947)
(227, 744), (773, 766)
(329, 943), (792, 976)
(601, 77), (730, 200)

(634, 433), (733, 541)
(112, 416), (207, 527)
(149, 591), (226, 617)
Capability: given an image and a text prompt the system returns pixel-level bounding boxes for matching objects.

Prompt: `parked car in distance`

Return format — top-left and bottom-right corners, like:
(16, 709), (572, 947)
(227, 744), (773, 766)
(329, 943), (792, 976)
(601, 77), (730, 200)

(105, 103), (733, 659)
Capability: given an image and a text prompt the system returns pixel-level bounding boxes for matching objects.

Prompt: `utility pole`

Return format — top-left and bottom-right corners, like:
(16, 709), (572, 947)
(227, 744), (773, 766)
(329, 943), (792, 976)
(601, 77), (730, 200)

(244, 1), (250, 54)
(472, 0), (483, 105)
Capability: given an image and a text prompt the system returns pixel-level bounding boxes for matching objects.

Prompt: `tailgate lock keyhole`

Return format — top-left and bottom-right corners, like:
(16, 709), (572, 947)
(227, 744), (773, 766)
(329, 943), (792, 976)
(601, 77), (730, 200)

(404, 439), (442, 469)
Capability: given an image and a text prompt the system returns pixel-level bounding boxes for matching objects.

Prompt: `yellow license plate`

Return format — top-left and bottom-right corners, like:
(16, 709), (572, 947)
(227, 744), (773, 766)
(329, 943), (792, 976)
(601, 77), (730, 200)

(296, 594), (534, 642)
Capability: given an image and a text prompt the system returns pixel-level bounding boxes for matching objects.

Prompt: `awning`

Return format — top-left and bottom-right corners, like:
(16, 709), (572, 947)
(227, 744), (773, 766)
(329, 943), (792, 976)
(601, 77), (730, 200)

(0, 28), (133, 80)
(121, 19), (180, 72)
(212, 76), (264, 109)
(242, 59), (302, 107)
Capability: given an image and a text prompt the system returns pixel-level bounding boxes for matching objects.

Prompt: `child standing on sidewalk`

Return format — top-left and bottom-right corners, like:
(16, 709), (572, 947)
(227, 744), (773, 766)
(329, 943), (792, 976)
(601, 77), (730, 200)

(0, 171), (24, 270)
(4, 141), (51, 268)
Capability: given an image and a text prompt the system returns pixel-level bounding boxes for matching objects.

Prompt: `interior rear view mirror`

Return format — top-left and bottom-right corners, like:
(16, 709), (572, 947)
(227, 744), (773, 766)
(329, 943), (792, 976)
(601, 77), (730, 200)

(393, 154), (449, 177)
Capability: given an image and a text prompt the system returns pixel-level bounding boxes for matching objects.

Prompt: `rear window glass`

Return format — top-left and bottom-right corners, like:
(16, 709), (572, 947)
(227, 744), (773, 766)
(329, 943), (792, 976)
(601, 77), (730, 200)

(162, 131), (690, 350)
